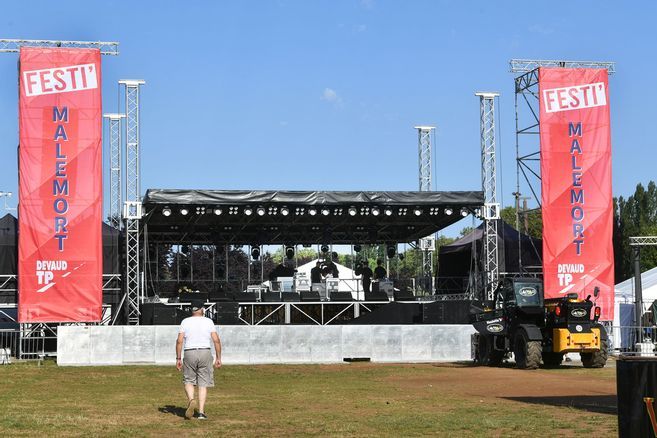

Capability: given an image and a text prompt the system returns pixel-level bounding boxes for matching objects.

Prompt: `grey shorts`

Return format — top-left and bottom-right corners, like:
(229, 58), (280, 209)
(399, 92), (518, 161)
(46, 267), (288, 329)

(182, 349), (214, 387)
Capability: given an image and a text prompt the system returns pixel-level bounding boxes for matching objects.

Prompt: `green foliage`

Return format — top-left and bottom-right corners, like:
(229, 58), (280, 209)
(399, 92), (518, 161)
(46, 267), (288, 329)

(615, 181), (657, 282)
(499, 205), (543, 239)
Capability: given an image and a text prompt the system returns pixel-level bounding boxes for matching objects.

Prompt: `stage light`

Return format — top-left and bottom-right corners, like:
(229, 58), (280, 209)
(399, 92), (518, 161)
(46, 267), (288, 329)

(229, 206), (239, 215)
(251, 246), (261, 260)
(474, 208), (482, 218)
(398, 207), (407, 216)
(386, 244), (396, 259)
(321, 208), (330, 216)
(398, 253), (405, 261)
(295, 207), (305, 215)
(384, 208), (393, 216)
(309, 208), (317, 216)
(162, 207), (172, 217)
(321, 244), (329, 253)
(354, 244), (362, 253)
(213, 207), (222, 216)
(281, 207), (290, 216)
(195, 206), (206, 215)
(285, 246), (295, 260)
(244, 206), (253, 216)
(460, 208), (469, 217)
(414, 208), (423, 216)
(180, 208), (189, 216)
(348, 207), (357, 216)
(332, 251), (338, 260)
(257, 207), (266, 216)
(444, 207), (453, 216)
(371, 207), (380, 216)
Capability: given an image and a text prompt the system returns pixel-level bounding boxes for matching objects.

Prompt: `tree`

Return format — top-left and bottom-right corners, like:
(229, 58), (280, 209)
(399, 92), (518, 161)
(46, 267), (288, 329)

(499, 205), (543, 239)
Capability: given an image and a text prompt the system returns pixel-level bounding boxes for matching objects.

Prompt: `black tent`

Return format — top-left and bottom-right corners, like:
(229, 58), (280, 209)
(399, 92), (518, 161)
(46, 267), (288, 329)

(437, 219), (542, 293)
(0, 214), (17, 275)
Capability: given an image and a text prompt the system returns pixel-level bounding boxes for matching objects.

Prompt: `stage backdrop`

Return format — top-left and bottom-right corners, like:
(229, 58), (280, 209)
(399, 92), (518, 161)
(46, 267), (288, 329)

(18, 47), (103, 322)
(539, 67), (614, 320)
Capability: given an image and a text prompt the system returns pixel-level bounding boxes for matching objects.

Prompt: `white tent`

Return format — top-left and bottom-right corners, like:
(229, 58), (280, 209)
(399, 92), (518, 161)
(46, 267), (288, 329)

(613, 266), (657, 349)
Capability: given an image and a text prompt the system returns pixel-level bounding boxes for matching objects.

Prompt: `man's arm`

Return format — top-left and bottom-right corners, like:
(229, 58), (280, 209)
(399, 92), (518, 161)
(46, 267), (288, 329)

(176, 332), (184, 371)
(211, 331), (222, 368)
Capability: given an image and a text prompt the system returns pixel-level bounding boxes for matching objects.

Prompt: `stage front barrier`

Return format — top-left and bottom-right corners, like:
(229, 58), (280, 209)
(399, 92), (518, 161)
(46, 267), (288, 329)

(57, 324), (476, 366)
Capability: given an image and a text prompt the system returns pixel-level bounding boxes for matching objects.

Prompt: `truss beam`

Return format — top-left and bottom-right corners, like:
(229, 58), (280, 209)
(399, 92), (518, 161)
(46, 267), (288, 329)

(510, 59), (615, 74)
(0, 39), (119, 55)
(415, 126), (435, 289)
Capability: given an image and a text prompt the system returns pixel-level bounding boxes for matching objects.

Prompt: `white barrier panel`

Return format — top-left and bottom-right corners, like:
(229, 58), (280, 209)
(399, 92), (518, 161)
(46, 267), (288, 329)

(57, 325), (476, 366)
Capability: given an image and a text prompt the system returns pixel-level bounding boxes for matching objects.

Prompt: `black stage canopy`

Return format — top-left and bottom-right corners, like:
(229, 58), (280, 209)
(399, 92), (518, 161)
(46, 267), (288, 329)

(142, 189), (484, 245)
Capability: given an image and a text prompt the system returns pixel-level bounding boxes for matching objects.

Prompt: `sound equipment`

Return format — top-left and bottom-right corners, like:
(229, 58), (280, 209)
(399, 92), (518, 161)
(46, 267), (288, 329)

(365, 292), (389, 302)
(234, 292), (258, 302)
(214, 302), (240, 325)
(178, 292), (208, 303)
(394, 290), (415, 301)
(330, 291), (353, 301)
(300, 291), (320, 302)
(262, 292), (281, 302)
(281, 292), (300, 302)
(422, 301), (470, 324)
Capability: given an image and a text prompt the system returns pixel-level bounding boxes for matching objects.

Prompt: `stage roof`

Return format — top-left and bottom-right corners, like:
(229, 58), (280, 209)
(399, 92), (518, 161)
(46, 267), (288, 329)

(142, 189), (484, 245)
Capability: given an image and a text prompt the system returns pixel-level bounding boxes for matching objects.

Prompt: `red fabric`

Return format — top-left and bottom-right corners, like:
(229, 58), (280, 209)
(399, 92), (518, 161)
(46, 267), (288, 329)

(539, 68), (614, 320)
(18, 48), (102, 322)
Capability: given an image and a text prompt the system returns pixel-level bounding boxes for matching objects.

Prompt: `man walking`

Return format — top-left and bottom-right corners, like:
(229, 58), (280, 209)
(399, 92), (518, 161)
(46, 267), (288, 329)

(176, 300), (222, 420)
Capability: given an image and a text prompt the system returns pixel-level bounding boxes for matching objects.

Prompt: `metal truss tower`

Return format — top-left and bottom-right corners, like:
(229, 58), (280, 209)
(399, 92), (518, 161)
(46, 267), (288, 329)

(120, 80), (145, 325)
(476, 92), (500, 301)
(104, 114), (125, 230)
(511, 59), (615, 272)
(0, 38), (119, 55)
(415, 126), (436, 291)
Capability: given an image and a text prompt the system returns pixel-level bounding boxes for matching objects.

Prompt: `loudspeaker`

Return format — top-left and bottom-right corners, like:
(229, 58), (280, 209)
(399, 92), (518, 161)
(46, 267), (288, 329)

(330, 291), (353, 301)
(422, 301), (470, 324)
(281, 292), (300, 302)
(234, 292), (258, 302)
(262, 292), (281, 302)
(140, 303), (156, 325)
(214, 302), (240, 325)
(394, 290), (415, 301)
(365, 292), (389, 302)
(300, 291), (320, 302)
(153, 305), (180, 325)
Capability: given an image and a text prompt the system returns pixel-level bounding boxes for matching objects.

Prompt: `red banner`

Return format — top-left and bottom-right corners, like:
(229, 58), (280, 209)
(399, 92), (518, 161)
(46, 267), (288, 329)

(539, 68), (614, 320)
(18, 48), (103, 322)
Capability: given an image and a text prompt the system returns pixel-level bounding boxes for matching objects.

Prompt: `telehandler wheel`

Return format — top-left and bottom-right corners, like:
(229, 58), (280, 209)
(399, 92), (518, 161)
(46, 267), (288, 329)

(541, 352), (563, 368)
(478, 335), (504, 367)
(581, 338), (608, 368)
(513, 329), (542, 369)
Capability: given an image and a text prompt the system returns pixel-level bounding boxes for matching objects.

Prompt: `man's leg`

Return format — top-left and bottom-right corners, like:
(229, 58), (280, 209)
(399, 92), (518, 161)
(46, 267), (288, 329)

(184, 383), (195, 401)
(198, 386), (208, 413)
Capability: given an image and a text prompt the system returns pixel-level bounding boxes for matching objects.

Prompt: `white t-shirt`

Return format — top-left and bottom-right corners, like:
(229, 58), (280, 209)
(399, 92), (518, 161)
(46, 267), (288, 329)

(179, 316), (217, 350)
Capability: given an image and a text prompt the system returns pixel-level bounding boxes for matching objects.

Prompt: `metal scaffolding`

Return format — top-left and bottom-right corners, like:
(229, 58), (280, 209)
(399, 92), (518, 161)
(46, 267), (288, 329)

(512, 59), (615, 272)
(0, 38), (119, 55)
(476, 92), (500, 301)
(120, 80), (146, 325)
(104, 114), (125, 229)
(414, 126), (435, 291)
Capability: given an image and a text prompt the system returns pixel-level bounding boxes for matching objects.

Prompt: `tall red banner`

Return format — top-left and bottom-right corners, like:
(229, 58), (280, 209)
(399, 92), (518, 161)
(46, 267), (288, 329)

(539, 68), (614, 320)
(18, 48), (102, 322)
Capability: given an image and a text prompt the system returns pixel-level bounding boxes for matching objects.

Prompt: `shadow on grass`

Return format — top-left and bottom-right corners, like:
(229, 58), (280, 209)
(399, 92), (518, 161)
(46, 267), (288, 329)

(158, 405), (187, 418)
(502, 395), (617, 415)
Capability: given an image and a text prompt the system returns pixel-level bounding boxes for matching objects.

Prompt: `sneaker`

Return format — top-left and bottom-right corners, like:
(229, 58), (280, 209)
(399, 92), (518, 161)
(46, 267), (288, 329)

(195, 412), (208, 420)
(184, 399), (196, 420)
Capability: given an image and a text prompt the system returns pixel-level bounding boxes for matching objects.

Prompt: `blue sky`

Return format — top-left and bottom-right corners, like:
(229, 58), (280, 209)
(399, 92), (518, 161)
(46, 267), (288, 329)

(0, 0), (654, 237)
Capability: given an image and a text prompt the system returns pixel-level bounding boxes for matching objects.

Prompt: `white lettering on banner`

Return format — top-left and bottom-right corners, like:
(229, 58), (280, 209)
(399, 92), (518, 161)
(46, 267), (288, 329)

(542, 82), (606, 113)
(23, 63), (98, 97)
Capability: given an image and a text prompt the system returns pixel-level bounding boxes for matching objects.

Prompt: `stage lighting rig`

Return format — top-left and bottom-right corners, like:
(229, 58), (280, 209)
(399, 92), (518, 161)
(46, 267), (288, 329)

(180, 208), (189, 216)
(444, 207), (453, 216)
(162, 207), (172, 217)
(348, 207), (357, 216)
(257, 207), (266, 216)
(213, 207), (222, 216)
(353, 244), (362, 253)
(244, 206), (253, 216)
(321, 208), (330, 216)
(285, 245), (295, 260)
(413, 207), (423, 216)
(371, 207), (380, 216)
(309, 207), (317, 216)
(384, 208), (393, 216)
(460, 208), (469, 217)
(386, 244), (396, 258)
(251, 246), (261, 260)
(281, 207), (290, 216)
(320, 244), (329, 253)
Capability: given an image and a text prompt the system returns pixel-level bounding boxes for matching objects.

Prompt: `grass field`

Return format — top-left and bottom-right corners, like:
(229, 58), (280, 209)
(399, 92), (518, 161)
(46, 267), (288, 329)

(0, 360), (617, 437)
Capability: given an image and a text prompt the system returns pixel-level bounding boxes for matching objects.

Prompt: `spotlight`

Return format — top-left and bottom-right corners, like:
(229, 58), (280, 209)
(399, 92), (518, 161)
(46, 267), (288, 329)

(309, 208), (317, 216)
(180, 208), (189, 216)
(244, 206), (253, 216)
(320, 244), (329, 253)
(460, 208), (469, 217)
(331, 251), (338, 261)
(257, 207), (266, 216)
(321, 208), (330, 216)
(414, 208), (423, 216)
(162, 207), (172, 217)
(444, 207), (453, 216)
(285, 245), (295, 260)
(295, 207), (305, 215)
(386, 244), (396, 259)
(398, 253), (405, 261)
(348, 207), (357, 216)
(281, 207), (290, 216)
(384, 208), (393, 216)
(371, 207), (380, 216)
(250, 246), (261, 260)
(354, 244), (362, 253)
(213, 207), (222, 216)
